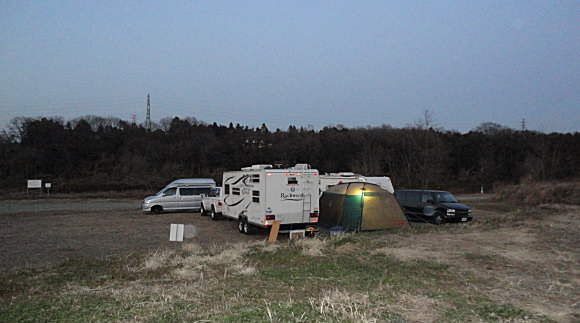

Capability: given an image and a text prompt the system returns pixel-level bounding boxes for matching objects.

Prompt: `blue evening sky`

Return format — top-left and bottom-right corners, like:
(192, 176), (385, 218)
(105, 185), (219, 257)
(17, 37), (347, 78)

(1, 1), (578, 133)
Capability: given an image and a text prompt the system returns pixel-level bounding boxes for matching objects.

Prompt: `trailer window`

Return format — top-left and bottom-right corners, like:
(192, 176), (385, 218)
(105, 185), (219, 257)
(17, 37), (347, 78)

(224, 184), (230, 194)
(251, 174), (260, 183)
(288, 177), (298, 185)
(232, 187), (240, 195)
(252, 190), (260, 203)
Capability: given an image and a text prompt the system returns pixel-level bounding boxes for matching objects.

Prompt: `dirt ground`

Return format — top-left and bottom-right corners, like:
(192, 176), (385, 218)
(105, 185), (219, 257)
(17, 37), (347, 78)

(0, 199), (267, 271)
(0, 197), (578, 320)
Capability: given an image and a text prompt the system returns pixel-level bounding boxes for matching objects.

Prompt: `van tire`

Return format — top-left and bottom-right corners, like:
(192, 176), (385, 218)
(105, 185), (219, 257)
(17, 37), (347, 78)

(210, 207), (221, 221)
(200, 204), (207, 216)
(151, 206), (162, 214)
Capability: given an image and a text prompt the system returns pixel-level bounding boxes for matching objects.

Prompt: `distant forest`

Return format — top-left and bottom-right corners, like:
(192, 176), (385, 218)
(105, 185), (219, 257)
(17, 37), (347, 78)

(1, 115), (578, 193)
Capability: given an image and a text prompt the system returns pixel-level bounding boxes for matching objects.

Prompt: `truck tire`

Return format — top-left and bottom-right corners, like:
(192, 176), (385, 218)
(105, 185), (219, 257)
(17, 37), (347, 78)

(210, 207), (221, 221)
(151, 205), (162, 214)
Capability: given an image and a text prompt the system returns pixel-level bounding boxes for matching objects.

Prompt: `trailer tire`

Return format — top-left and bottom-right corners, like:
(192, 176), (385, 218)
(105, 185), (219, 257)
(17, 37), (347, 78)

(210, 207), (221, 221)
(151, 205), (162, 214)
(238, 217), (245, 233)
(243, 219), (254, 235)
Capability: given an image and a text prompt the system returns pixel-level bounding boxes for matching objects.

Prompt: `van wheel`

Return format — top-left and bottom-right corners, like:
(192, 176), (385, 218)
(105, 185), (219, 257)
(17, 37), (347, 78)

(200, 204), (207, 216)
(151, 206), (162, 214)
(433, 213), (444, 225)
(238, 217), (245, 233)
(210, 207), (221, 221)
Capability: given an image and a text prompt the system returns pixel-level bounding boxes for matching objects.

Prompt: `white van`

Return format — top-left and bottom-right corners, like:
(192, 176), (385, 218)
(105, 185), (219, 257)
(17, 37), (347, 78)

(142, 178), (216, 213)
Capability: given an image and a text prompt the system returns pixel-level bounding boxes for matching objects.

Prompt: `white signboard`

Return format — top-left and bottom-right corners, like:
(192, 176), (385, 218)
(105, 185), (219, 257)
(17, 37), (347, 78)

(27, 180), (42, 189)
(169, 224), (184, 242)
(45, 183), (52, 188)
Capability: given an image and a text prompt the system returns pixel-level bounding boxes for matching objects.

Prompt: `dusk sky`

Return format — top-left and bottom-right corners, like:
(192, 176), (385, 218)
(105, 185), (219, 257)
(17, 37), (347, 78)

(1, 1), (578, 133)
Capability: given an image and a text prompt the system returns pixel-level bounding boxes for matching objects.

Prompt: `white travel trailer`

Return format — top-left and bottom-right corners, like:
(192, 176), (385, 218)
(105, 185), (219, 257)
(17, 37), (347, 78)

(142, 178), (216, 213)
(319, 173), (395, 194)
(219, 164), (320, 235)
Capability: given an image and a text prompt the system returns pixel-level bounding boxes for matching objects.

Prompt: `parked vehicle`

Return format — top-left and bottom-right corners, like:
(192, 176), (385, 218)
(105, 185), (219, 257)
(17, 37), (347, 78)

(394, 190), (472, 224)
(216, 164), (320, 236)
(142, 178), (216, 213)
(200, 187), (223, 220)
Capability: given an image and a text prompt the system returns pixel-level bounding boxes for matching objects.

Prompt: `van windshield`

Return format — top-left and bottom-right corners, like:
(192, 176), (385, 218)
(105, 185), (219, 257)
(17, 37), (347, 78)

(434, 192), (459, 203)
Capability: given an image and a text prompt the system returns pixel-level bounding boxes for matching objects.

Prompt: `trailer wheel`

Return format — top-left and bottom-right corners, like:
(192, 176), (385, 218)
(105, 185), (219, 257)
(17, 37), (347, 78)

(151, 205), (162, 214)
(210, 207), (221, 221)
(243, 219), (254, 235)
(238, 217), (245, 233)
(306, 231), (316, 238)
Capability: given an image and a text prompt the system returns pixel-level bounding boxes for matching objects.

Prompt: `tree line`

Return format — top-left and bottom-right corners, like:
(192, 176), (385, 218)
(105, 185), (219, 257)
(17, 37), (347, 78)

(0, 115), (578, 193)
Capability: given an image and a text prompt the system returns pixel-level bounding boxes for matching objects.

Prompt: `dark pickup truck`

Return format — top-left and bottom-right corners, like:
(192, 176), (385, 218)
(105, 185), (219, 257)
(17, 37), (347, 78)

(394, 190), (472, 225)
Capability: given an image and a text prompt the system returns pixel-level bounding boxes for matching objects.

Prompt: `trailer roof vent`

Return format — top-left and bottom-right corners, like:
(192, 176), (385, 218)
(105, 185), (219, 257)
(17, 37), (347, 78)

(242, 164), (273, 171)
(292, 164), (311, 170)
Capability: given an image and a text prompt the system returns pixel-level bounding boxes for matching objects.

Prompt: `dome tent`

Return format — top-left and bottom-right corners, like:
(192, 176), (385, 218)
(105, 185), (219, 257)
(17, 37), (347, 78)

(319, 182), (408, 231)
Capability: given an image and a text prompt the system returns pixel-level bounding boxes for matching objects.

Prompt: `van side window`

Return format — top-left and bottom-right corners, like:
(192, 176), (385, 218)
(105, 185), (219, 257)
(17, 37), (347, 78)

(251, 174), (260, 183)
(179, 188), (195, 196)
(194, 187), (212, 195)
(224, 184), (230, 194)
(252, 190), (260, 203)
(288, 177), (298, 185)
(421, 192), (433, 203)
(232, 187), (240, 195)
(163, 188), (177, 196)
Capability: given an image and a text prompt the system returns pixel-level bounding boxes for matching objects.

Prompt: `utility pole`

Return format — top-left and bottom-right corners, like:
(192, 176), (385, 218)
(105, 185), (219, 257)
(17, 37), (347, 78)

(146, 94), (151, 131)
(521, 118), (526, 131)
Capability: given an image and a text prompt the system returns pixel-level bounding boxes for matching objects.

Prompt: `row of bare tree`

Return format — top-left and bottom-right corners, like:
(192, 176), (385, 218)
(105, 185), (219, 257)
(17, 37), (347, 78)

(0, 116), (578, 193)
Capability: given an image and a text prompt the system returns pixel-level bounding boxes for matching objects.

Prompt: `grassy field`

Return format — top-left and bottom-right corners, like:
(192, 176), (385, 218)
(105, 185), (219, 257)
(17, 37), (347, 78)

(1, 200), (578, 322)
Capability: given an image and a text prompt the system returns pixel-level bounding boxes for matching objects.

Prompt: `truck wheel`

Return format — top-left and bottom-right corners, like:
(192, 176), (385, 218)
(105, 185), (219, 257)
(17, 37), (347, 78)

(151, 205), (162, 214)
(433, 213), (444, 225)
(210, 207), (221, 221)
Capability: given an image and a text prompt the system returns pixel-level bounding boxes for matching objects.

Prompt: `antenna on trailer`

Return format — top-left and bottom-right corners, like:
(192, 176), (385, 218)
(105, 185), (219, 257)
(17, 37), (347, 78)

(146, 94), (151, 131)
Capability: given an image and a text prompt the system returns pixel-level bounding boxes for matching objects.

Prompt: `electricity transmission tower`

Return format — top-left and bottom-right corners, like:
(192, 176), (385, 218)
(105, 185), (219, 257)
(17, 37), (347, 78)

(145, 94), (151, 131)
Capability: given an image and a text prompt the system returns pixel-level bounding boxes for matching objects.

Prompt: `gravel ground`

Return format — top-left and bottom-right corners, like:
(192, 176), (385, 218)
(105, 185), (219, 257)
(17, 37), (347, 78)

(0, 199), (266, 272)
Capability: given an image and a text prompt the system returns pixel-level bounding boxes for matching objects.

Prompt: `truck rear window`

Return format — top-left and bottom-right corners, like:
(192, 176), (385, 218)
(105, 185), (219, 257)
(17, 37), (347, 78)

(288, 177), (298, 185)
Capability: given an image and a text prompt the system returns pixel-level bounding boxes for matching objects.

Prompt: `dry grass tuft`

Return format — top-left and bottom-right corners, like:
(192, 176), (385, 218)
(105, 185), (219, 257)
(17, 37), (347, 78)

(295, 238), (327, 257)
(385, 293), (445, 323)
(143, 249), (175, 270)
(309, 289), (375, 322)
